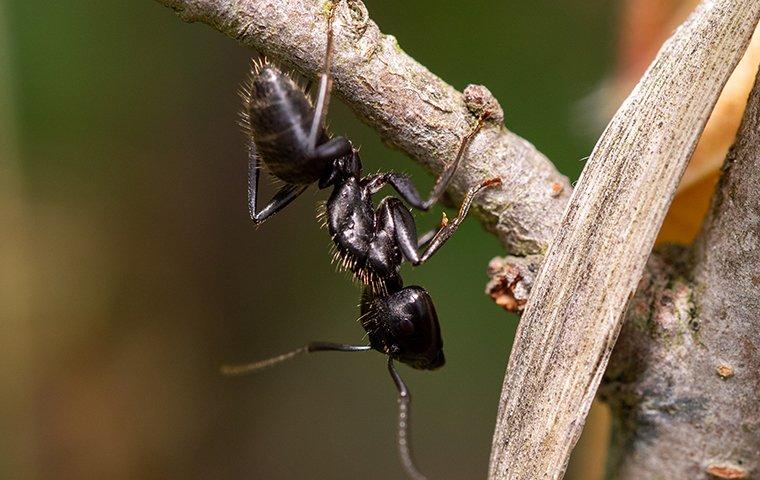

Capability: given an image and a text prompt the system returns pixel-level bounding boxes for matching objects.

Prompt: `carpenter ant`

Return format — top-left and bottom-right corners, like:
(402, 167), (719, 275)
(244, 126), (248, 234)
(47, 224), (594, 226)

(226, 4), (500, 480)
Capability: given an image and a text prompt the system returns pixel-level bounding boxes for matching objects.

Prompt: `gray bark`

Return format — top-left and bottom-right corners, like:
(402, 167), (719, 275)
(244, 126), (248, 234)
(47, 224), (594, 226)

(602, 68), (760, 480)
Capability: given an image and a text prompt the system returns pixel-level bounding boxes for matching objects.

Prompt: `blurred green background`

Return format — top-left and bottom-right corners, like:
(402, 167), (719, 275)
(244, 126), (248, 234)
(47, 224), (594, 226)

(0, 1), (614, 478)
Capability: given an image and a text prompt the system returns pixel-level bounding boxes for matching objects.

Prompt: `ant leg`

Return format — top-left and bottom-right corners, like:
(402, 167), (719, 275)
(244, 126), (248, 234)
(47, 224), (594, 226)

(417, 210), (453, 248)
(307, 1), (339, 151)
(389, 178), (501, 265)
(388, 358), (428, 480)
(313, 136), (352, 161)
(417, 229), (437, 249)
(248, 142), (308, 224)
(221, 342), (371, 376)
(419, 178), (501, 263)
(421, 119), (487, 209)
(365, 119), (486, 211)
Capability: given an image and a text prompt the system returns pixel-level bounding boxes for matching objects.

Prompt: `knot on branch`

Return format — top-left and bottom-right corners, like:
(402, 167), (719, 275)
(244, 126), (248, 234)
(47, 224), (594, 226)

(464, 84), (504, 124)
(339, 0), (369, 40)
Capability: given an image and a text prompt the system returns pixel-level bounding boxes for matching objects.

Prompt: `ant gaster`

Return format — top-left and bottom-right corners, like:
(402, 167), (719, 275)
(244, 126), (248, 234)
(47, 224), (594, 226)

(225, 4), (501, 480)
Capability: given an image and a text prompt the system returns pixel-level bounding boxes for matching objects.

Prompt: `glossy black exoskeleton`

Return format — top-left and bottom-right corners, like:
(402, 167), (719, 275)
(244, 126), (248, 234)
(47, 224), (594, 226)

(240, 18), (499, 294)
(226, 4), (501, 480)
(360, 286), (444, 370)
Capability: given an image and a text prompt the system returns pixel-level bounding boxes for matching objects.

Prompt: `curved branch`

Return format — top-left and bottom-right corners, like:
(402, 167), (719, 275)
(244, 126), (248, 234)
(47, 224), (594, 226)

(154, 0), (571, 255)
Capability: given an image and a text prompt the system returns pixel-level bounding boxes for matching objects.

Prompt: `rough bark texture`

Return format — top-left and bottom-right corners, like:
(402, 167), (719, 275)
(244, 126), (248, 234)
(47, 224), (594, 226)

(154, 0), (571, 255)
(602, 69), (760, 480)
(487, 2), (760, 479)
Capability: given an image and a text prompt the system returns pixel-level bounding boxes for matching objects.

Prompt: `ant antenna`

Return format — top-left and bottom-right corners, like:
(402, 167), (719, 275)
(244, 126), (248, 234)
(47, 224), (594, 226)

(307, 0), (339, 150)
(388, 358), (429, 480)
(221, 341), (370, 376)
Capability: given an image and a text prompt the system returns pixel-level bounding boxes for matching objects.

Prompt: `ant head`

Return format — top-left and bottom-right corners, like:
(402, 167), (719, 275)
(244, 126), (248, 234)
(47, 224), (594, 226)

(362, 286), (445, 371)
(320, 150), (363, 187)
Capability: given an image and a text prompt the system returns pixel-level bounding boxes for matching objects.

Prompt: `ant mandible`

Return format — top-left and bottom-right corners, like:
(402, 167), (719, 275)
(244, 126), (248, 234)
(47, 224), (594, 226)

(224, 2), (501, 480)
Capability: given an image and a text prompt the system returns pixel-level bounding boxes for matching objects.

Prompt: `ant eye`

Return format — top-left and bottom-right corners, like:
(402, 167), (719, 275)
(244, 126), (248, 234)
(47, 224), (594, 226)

(398, 318), (415, 335)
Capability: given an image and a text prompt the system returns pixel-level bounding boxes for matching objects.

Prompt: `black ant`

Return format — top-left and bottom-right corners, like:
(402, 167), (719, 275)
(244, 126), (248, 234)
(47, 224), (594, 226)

(224, 4), (500, 480)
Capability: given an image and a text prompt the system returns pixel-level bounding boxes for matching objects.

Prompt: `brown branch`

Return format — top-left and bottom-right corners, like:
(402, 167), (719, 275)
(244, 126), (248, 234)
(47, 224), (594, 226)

(487, 1), (760, 478)
(603, 67), (760, 480)
(154, 0), (571, 256)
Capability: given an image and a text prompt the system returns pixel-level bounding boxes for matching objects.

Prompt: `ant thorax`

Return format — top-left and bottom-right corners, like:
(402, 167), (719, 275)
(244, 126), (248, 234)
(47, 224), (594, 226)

(320, 175), (403, 294)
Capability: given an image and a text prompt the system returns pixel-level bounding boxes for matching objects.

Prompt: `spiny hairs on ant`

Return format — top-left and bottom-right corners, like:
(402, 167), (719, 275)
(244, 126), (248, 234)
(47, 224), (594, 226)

(222, 2), (501, 479)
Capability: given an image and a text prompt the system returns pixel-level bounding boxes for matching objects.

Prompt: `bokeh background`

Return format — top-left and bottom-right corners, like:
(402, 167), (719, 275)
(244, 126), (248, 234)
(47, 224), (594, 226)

(2, 1), (642, 478)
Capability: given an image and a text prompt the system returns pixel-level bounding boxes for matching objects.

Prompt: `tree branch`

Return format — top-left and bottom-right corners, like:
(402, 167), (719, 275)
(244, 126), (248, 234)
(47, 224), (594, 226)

(154, 0), (571, 255)
(487, 1), (760, 478)
(603, 66), (760, 480)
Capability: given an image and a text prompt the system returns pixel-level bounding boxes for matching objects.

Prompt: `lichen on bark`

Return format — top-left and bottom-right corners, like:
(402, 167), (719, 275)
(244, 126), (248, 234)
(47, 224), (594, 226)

(602, 69), (760, 480)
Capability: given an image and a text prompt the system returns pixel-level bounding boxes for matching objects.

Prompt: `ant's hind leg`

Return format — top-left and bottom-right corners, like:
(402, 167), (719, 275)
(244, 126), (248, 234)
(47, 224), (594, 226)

(248, 143), (308, 224)
(307, 0), (340, 151)
(313, 136), (353, 162)
(221, 342), (371, 376)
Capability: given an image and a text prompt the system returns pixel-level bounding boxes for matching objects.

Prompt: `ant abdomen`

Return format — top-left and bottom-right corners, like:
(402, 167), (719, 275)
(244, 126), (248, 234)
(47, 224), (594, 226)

(241, 63), (331, 184)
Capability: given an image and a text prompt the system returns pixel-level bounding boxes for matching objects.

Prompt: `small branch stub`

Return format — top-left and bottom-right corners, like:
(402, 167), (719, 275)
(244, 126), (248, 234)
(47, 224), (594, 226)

(463, 84), (504, 124)
(485, 255), (541, 313)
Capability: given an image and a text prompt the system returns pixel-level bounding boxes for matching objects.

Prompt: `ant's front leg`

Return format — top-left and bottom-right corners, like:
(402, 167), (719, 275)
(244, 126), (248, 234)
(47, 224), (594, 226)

(363, 119), (487, 211)
(248, 143), (308, 225)
(417, 178), (501, 262)
(221, 341), (371, 376)
(388, 358), (428, 480)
